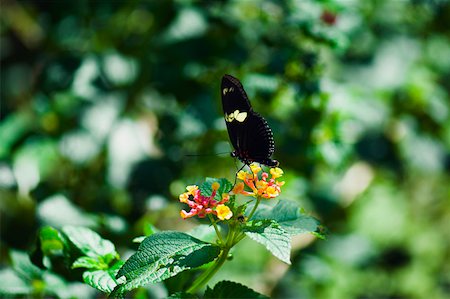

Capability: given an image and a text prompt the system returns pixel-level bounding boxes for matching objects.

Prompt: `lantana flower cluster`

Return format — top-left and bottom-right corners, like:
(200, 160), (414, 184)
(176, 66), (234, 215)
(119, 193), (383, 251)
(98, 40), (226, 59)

(179, 182), (232, 221)
(232, 163), (284, 199)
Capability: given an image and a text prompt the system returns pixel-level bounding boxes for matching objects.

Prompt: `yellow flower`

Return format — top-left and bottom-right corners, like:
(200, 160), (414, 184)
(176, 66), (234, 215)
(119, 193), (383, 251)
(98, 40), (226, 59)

(265, 186), (279, 198)
(180, 210), (189, 219)
(270, 167), (284, 179)
(186, 185), (198, 195)
(237, 170), (247, 180)
(216, 204), (233, 220)
(256, 180), (268, 189)
(179, 192), (189, 203)
(250, 163), (261, 174)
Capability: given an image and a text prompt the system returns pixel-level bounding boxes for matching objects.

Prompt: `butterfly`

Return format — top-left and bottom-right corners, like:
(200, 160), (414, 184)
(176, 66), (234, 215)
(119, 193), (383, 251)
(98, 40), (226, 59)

(221, 74), (279, 167)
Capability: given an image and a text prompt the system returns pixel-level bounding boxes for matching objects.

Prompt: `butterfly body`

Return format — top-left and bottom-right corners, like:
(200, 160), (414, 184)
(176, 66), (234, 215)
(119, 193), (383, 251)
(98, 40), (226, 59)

(221, 74), (279, 167)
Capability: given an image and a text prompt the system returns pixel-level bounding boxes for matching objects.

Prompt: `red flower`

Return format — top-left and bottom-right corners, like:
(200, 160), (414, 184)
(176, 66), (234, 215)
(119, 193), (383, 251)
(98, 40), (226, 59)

(179, 182), (231, 220)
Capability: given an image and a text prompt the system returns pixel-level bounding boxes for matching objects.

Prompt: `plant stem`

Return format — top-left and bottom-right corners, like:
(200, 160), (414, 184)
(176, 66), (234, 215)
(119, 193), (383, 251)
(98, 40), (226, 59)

(247, 196), (262, 220)
(232, 231), (246, 246)
(187, 240), (231, 294)
(230, 196), (263, 246)
(187, 197), (263, 294)
(208, 214), (224, 245)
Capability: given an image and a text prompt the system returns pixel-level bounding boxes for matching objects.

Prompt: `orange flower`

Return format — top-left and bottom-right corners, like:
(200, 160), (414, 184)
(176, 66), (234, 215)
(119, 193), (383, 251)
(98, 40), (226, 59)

(233, 163), (284, 199)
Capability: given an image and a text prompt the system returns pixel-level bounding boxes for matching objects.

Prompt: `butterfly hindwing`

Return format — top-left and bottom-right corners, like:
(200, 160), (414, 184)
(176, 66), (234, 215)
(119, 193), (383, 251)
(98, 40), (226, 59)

(243, 111), (275, 161)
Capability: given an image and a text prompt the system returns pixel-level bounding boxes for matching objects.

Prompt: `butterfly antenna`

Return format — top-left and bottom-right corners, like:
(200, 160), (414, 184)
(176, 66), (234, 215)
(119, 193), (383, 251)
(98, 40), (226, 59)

(229, 163), (247, 193)
(184, 152), (230, 158)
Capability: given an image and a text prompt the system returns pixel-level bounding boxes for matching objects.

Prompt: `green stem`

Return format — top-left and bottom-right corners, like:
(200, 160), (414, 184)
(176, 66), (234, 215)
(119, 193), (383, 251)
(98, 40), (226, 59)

(232, 232), (246, 246)
(187, 197), (264, 294)
(247, 196), (262, 220)
(187, 246), (230, 294)
(230, 196), (263, 246)
(208, 215), (224, 245)
(187, 226), (235, 294)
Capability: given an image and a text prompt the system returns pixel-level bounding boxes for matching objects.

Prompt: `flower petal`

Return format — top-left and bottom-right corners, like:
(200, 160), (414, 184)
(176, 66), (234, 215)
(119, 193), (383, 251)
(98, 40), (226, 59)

(211, 182), (220, 191)
(250, 163), (261, 174)
(216, 204), (233, 220)
(237, 171), (247, 180)
(270, 167), (284, 179)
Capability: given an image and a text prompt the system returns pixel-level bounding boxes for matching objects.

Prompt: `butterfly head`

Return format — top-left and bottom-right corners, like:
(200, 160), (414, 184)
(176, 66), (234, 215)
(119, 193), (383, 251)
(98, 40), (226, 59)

(231, 151), (279, 168)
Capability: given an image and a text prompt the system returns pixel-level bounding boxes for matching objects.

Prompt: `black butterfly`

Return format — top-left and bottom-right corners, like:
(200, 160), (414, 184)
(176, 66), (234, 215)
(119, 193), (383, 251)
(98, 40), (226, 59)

(221, 74), (279, 167)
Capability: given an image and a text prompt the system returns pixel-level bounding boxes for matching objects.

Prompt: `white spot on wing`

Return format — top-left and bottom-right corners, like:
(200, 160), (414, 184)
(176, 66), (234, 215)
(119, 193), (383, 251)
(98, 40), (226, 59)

(235, 112), (247, 122)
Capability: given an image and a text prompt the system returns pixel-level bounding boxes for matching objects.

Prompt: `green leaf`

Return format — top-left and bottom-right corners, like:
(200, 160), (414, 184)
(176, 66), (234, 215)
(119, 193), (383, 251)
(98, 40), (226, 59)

(0, 268), (32, 296)
(243, 220), (291, 264)
(200, 178), (233, 200)
(31, 226), (67, 270)
(39, 226), (65, 256)
(37, 194), (98, 228)
(72, 256), (103, 269)
(204, 281), (269, 298)
(62, 226), (118, 260)
(143, 222), (158, 236)
(0, 112), (33, 159)
(42, 271), (95, 298)
(112, 231), (220, 297)
(10, 250), (43, 280)
(82, 261), (124, 294)
(132, 236), (146, 243)
(187, 224), (219, 243)
(252, 200), (321, 236)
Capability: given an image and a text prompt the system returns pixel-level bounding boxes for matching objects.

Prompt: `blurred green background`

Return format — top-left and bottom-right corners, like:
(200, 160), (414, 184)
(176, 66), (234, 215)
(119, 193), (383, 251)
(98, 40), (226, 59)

(1, 0), (449, 298)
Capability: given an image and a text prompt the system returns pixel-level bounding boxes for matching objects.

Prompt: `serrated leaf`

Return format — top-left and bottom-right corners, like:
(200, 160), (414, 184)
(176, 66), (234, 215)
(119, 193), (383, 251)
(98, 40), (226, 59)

(200, 178), (233, 200)
(243, 220), (291, 264)
(252, 200), (321, 236)
(83, 261), (124, 294)
(62, 226), (118, 259)
(112, 231), (220, 297)
(204, 280), (269, 298)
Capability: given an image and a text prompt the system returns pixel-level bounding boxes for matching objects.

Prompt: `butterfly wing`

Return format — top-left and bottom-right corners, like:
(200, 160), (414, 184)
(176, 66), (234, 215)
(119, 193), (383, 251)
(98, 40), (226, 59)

(221, 74), (278, 166)
(221, 74), (252, 113)
(221, 74), (252, 151)
(241, 111), (275, 163)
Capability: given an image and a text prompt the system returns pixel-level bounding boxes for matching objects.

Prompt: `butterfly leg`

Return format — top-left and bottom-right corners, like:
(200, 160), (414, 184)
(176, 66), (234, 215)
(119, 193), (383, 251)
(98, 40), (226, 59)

(229, 163), (247, 193)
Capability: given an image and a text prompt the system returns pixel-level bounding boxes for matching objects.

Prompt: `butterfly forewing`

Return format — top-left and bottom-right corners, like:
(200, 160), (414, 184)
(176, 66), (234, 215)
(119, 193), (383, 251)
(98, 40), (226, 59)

(221, 75), (252, 114)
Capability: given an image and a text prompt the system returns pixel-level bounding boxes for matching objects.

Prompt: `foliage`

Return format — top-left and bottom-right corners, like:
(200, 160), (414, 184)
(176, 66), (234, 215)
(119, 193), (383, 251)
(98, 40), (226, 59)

(1, 0), (449, 298)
